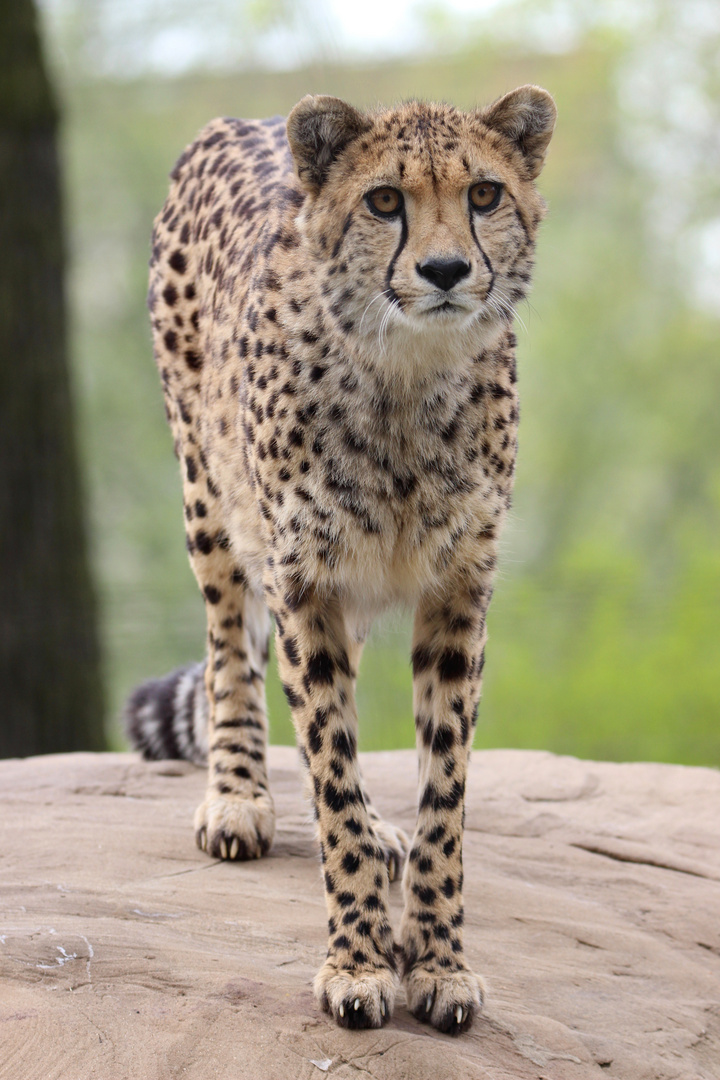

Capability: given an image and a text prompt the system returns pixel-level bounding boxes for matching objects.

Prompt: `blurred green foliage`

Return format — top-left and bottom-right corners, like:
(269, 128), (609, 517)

(57, 35), (719, 764)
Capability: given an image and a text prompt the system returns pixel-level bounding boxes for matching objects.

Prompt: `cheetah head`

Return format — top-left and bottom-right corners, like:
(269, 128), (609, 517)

(287, 88), (556, 372)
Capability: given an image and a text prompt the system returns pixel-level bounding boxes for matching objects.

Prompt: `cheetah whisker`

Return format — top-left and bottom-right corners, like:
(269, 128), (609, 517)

(378, 306), (392, 356)
(378, 298), (400, 357)
(485, 295), (521, 333)
(487, 284), (529, 336)
(359, 291), (390, 336)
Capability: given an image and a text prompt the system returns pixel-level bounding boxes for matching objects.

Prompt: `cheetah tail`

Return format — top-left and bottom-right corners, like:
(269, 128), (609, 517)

(123, 661), (208, 765)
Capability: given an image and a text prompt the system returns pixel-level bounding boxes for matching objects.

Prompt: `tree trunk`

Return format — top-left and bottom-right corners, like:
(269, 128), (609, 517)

(0, 0), (105, 756)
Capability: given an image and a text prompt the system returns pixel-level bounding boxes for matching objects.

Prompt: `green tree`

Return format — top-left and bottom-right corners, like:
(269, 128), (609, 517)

(0, 0), (104, 756)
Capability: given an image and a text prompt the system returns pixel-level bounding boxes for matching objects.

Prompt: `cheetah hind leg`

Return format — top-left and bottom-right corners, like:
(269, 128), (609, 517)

(192, 580), (276, 862)
(151, 238), (274, 863)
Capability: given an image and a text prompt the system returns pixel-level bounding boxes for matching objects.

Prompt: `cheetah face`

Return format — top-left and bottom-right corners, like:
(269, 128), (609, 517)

(288, 88), (555, 352)
(355, 167), (512, 329)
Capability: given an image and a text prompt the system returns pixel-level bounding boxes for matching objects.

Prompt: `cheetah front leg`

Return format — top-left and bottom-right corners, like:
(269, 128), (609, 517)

(399, 578), (491, 1035)
(271, 584), (398, 1029)
(346, 637), (409, 883)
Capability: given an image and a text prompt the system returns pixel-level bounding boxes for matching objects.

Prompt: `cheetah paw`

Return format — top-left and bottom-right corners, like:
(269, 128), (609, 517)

(372, 820), (410, 883)
(194, 791), (275, 860)
(315, 963), (398, 1030)
(404, 966), (484, 1035)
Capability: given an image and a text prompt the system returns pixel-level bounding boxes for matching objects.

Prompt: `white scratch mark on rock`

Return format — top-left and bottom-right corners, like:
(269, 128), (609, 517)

(79, 935), (94, 981)
(131, 909), (182, 918)
(37, 946), (78, 969)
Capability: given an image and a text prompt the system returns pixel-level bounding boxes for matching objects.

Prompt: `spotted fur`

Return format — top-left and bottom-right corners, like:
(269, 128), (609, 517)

(129, 87), (556, 1033)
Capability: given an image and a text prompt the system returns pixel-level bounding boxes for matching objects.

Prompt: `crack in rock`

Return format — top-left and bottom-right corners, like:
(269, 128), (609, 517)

(570, 841), (717, 879)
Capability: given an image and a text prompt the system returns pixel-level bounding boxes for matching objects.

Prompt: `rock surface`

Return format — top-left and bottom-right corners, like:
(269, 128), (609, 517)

(1, 747), (719, 1080)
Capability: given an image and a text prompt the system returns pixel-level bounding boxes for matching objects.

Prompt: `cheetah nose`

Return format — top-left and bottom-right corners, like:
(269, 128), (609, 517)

(416, 258), (471, 292)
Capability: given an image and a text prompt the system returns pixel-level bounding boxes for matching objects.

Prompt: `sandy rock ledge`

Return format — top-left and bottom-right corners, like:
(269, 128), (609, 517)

(1, 747), (719, 1079)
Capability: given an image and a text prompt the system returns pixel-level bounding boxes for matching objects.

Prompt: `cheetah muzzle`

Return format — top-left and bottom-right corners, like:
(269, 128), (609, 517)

(126, 85), (556, 1034)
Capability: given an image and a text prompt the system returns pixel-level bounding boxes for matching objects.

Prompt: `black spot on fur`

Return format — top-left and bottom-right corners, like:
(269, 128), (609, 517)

(282, 683), (305, 708)
(332, 729), (356, 760)
(441, 876), (456, 898)
(195, 531), (214, 555)
(411, 645), (434, 675)
(307, 720), (323, 755)
(283, 637), (300, 666)
(342, 852), (360, 874)
(305, 649), (335, 685)
(168, 249), (187, 274)
(443, 837), (457, 858)
(432, 725), (455, 754)
(437, 649), (469, 682)
(314, 707), (329, 728)
(323, 781), (359, 812)
(420, 779), (464, 812)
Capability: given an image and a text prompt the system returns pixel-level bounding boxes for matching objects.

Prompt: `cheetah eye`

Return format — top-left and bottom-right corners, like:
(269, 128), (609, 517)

(469, 181), (502, 212)
(366, 187), (404, 218)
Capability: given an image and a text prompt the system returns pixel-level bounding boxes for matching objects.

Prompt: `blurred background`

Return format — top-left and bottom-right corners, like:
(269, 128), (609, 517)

(1, 0), (718, 763)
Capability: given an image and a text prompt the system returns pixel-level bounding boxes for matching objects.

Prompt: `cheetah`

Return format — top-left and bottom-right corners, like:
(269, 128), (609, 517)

(126, 87), (556, 1034)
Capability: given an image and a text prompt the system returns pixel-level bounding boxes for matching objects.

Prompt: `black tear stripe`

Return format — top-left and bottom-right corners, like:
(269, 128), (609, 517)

(469, 216), (496, 301)
(383, 210), (409, 310)
(331, 212), (354, 260)
(505, 190), (532, 246)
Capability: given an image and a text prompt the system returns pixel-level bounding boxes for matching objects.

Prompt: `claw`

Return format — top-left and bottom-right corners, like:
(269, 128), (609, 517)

(339, 1003), (345, 1018)
(354, 998), (361, 1011)
(455, 1005), (463, 1025)
(387, 856), (396, 882)
(229, 837), (239, 860)
(220, 837), (228, 860)
(381, 999), (386, 1017)
(426, 994), (433, 1013)
(199, 828), (207, 852)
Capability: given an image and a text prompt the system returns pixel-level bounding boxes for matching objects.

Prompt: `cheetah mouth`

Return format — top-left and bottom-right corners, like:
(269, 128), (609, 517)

(425, 300), (466, 317)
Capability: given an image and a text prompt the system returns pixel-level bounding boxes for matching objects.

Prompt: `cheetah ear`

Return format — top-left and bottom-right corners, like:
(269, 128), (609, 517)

(479, 85), (556, 179)
(287, 95), (371, 193)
